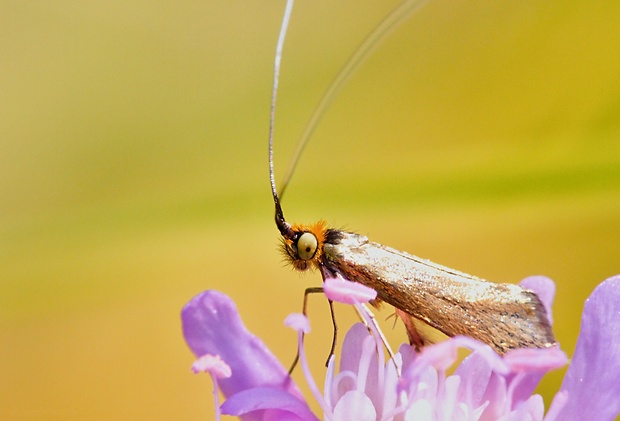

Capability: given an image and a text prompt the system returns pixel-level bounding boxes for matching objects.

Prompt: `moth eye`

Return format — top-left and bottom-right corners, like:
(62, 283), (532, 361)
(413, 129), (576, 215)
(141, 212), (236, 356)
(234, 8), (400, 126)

(297, 232), (318, 261)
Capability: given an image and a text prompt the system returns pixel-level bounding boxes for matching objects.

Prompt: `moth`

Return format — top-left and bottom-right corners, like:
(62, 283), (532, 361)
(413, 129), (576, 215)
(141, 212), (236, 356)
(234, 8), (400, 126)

(268, 0), (556, 355)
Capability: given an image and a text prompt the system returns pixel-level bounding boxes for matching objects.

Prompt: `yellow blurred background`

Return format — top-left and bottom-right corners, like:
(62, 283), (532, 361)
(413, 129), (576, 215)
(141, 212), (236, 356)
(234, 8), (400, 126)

(1, 1), (619, 419)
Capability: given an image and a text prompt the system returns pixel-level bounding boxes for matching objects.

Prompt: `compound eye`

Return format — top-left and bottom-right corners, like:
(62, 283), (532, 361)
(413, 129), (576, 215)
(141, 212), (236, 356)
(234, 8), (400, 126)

(297, 232), (318, 261)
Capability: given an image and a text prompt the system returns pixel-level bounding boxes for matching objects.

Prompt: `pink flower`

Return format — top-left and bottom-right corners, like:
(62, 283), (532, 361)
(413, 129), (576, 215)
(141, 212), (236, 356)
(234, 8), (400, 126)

(182, 290), (318, 421)
(181, 275), (620, 420)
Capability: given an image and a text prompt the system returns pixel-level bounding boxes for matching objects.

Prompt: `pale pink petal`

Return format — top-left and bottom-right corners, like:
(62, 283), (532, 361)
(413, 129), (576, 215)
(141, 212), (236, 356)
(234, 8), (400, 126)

(332, 390), (377, 421)
(323, 276), (377, 304)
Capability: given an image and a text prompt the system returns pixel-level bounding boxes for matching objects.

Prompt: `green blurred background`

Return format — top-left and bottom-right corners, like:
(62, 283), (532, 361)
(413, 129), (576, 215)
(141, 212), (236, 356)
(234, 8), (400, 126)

(1, 0), (619, 419)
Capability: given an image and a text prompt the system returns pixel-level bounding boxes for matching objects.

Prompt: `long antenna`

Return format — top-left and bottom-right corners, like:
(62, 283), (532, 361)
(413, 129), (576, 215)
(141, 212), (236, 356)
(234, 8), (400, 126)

(269, 0), (428, 231)
(278, 0), (428, 199)
(269, 0), (295, 239)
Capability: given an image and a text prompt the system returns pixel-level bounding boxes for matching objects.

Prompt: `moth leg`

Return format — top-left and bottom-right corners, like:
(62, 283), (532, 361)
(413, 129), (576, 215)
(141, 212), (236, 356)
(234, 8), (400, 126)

(317, 266), (341, 367)
(395, 308), (425, 350)
(288, 286), (330, 374)
(326, 298), (337, 367)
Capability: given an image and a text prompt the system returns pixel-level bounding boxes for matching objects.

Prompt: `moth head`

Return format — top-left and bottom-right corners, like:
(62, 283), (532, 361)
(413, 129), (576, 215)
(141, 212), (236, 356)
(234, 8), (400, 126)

(281, 221), (327, 271)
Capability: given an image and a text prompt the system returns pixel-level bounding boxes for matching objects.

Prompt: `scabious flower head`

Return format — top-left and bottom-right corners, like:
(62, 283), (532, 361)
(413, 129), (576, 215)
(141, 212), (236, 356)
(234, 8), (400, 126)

(181, 275), (620, 420)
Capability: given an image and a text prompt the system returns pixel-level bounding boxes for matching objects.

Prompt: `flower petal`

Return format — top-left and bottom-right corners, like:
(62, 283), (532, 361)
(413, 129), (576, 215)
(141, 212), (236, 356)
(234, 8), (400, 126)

(221, 386), (319, 421)
(404, 399), (432, 421)
(503, 347), (566, 373)
(339, 323), (374, 374)
(502, 346), (567, 406)
(333, 323), (383, 415)
(502, 394), (544, 421)
(181, 291), (302, 399)
(556, 275), (620, 420)
(323, 276), (377, 304)
(454, 351), (494, 408)
(332, 390), (377, 421)
(544, 390), (568, 421)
